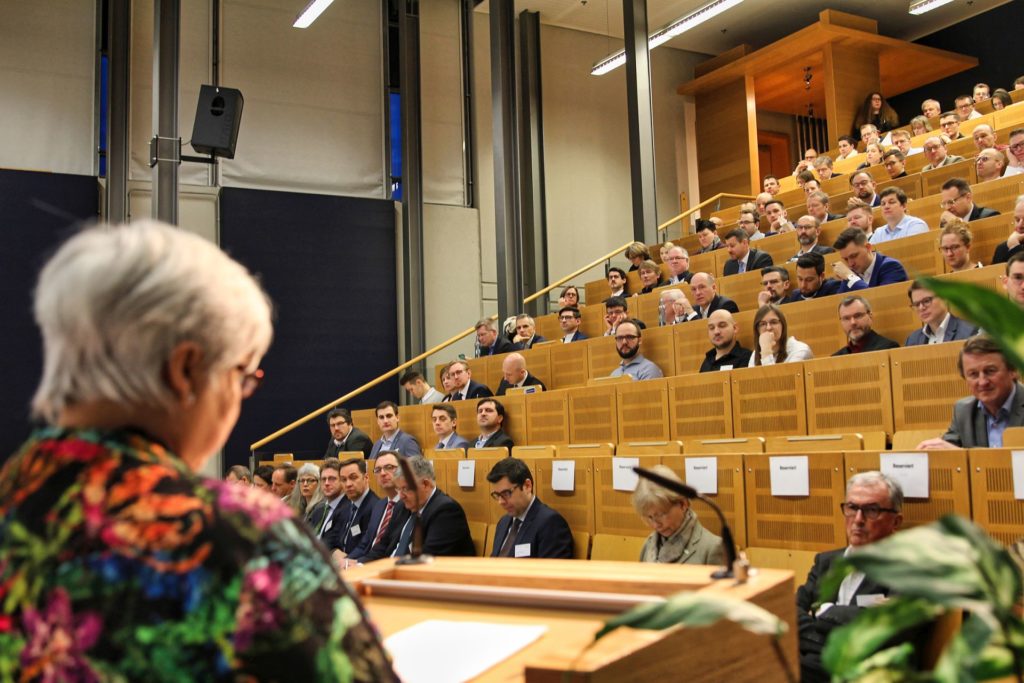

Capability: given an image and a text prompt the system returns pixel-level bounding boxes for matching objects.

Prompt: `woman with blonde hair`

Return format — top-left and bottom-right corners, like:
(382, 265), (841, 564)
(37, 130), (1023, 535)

(624, 241), (652, 271)
(632, 465), (723, 565)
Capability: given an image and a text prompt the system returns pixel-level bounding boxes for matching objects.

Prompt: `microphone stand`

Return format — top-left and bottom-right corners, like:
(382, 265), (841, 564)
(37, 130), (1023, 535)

(395, 456), (433, 566)
(633, 466), (741, 580)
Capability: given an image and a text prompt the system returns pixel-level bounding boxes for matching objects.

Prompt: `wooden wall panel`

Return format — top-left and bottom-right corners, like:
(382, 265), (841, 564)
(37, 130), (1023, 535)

(695, 75), (759, 199)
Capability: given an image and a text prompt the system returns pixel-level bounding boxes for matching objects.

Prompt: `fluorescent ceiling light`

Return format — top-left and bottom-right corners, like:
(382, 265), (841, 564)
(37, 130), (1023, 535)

(591, 0), (745, 76)
(908, 0), (955, 15)
(293, 0), (334, 28)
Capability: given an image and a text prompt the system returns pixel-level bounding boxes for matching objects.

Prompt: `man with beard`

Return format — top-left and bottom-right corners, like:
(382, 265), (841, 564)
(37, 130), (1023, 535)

(609, 320), (663, 380)
(790, 215), (834, 262)
(832, 296), (900, 356)
(848, 171), (880, 207)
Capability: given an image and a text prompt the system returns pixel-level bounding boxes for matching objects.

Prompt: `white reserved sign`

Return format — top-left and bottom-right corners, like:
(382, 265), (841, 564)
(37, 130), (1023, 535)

(769, 456), (809, 496)
(551, 460), (576, 492)
(457, 460), (476, 488)
(685, 457), (718, 495)
(612, 457), (640, 492)
(881, 452), (929, 498)
(1012, 451), (1024, 500)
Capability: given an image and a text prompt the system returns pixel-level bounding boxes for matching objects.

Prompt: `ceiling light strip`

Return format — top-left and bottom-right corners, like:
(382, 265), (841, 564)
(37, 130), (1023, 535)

(908, 0), (955, 15)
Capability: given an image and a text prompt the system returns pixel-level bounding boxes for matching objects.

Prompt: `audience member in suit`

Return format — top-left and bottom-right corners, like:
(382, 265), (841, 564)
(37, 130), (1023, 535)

(429, 403), (472, 451)
(474, 317), (515, 357)
(368, 401), (422, 458)
(632, 465), (723, 565)
(940, 178), (1001, 224)
(473, 398), (515, 452)
(699, 310), (752, 372)
(610, 320), (664, 381)
(375, 456), (475, 559)
(920, 135), (964, 172)
(676, 273), (739, 322)
(848, 171), (881, 207)
(557, 306), (587, 343)
(636, 259), (666, 294)
(832, 296), (900, 356)
(512, 314), (546, 350)
(994, 198), (1024, 264)
(486, 458), (573, 559)
(1005, 252), (1024, 308)
(905, 280), (979, 346)
(756, 266), (797, 307)
(939, 221), (985, 272)
(790, 252), (867, 302)
(342, 452), (406, 566)
(606, 267), (628, 297)
(443, 359), (493, 402)
(326, 458), (379, 561)
(737, 207), (769, 241)
(790, 215), (835, 262)
(722, 227), (773, 276)
(272, 463), (304, 516)
(694, 219), (723, 254)
(798, 472), (905, 683)
(307, 459), (349, 549)
(496, 352), (546, 395)
(915, 336), (1024, 449)
(805, 191), (843, 226)
(833, 227), (909, 288)
(660, 288), (690, 326)
(664, 246), (694, 285)
(399, 370), (444, 405)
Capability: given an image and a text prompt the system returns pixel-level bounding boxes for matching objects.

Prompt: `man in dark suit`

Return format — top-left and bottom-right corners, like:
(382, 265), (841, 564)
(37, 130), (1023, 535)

(324, 408), (373, 458)
(308, 459), (349, 549)
(664, 245), (694, 285)
(557, 306), (588, 343)
(474, 318), (514, 357)
(848, 171), (881, 207)
(496, 353), (546, 396)
(326, 458), (379, 561)
(833, 227), (908, 288)
(798, 472), (905, 683)
(905, 281), (979, 346)
(368, 401), (422, 458)
(677, 273), (739, 321)
(443, 359), (493, 402)
(940, 177), (1000, 223)
(473, 398), (515, 451)
(756, 266), (797, 306)
(486, 458), (573, 559)
(832, 295), (900, 356)
(512, 314), (546, 350)
(722, 228), (773, 276)
(344, 452), (405, 566)
(917, 336), (1024, 449)
(790, 215), (835, 262)
(374, 456), (475, 559)
(429, 403), (472, 450)
(790, 252), (867, 302)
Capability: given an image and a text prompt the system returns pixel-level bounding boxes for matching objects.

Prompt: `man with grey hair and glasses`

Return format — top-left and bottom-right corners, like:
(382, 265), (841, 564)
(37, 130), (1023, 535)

(797, 471), (905, 683)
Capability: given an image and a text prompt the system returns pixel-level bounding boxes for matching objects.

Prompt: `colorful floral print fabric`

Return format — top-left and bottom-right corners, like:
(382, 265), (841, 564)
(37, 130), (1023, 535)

(0, 427), (395, 682)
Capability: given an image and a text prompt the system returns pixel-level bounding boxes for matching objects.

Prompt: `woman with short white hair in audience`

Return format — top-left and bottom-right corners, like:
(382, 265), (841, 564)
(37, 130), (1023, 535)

(297, 462), (325, 522)
(750, 304), (813, 366)
(910, 115), (932, 137)
(632, 465), (724, 565)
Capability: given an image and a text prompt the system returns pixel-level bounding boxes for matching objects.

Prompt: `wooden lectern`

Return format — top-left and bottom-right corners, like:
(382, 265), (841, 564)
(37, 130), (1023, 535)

(345, 557), (797, 682)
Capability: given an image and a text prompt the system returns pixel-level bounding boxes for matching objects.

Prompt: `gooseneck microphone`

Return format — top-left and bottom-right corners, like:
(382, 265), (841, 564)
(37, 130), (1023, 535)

(633, 466), (738, 579)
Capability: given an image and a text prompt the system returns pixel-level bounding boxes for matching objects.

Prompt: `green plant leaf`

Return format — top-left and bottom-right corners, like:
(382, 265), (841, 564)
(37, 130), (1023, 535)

(822, 597), (941, 677)
(593, 590), (787, 642)
(831, 642), (916, 682)
(921, 278), (1024, 372)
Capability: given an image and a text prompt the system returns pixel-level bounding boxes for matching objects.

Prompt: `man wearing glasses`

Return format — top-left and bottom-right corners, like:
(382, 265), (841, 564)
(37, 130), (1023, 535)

(797, 472), (905, 683)
(1005, 129), (1024, 176)
(921, 135), (964, 172)
(486, 457), (573, 559)
(609, 320), (664, 381)
(940, 178), (1000, 222)
(847, 172), (881, 207)
(558, 306), (587, 343)
(917, 335), (1024, 449)
(904, 280), (978, 347)
(343, 452), (405, 566)
(324, 407), (372, 458)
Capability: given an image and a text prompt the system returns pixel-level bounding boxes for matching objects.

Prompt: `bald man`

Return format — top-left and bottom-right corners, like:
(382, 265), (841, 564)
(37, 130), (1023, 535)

(977, 149), (1008, 183)
(699, 310), (752, 372)
(677, 273), (739, 322)
(495, 352), (546, 395)
(972, 124), (997, 153)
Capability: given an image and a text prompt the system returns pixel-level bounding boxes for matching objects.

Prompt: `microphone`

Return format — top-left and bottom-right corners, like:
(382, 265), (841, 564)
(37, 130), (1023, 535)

(395, 456), (432, 566)
(633, 466), (739, 580)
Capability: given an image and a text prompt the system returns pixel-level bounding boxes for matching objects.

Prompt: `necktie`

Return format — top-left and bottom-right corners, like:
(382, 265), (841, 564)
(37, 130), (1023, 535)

(738, 260), (746, 273)
(374, 500), (395, 546)
(393, 516), (415, 556)
(342, 503), (359, 545)
(498, 518), (522, 557)
(316, 502), (333, 538)
(436, 440), (446, 449)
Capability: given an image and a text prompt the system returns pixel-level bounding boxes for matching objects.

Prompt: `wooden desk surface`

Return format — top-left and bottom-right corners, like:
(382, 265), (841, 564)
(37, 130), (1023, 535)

(345, 558), (797, 682)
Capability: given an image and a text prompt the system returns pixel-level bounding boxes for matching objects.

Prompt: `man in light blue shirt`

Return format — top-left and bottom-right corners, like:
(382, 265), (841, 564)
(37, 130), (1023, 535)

(609, 320), (664, 381)
(869, 187), (928, 245)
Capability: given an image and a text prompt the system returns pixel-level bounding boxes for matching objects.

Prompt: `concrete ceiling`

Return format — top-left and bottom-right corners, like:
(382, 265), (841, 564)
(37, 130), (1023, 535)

(475, 0), (1010, 60)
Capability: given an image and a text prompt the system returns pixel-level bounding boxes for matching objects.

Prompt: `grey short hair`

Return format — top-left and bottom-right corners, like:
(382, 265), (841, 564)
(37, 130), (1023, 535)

(632, 464), (689, 514)
(31, 220), (273, 422)
(297, 462), (320, 480)
(847, 471), (903, 512)
(394, 456), (435, 483)
(660, 289), (685, 302)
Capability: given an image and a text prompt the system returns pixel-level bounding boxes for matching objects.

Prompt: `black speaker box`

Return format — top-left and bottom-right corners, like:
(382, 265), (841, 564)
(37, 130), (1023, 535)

(191, 85), (244, 159)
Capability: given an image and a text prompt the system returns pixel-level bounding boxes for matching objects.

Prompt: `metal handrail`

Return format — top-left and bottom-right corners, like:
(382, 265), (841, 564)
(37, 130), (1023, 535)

(656, 192), (754, 238)
(522, 240), (635, 305)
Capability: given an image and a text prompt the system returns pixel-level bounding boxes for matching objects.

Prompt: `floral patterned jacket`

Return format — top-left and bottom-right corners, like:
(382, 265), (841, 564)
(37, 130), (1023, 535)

(0, 427), (396, 682)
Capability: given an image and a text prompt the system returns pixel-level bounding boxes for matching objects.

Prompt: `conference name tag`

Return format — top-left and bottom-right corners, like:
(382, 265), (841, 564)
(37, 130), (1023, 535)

(719, 365), (733, 371)
(514, 543), (531, 558)
(856, 594), (886, 607)
(350, 524), (361, 537)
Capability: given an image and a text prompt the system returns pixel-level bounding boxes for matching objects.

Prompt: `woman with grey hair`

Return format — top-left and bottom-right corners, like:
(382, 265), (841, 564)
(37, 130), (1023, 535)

(297, 461), (325, 521)
(632, 464), (724, 565)
(0, 221), (394, 681)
